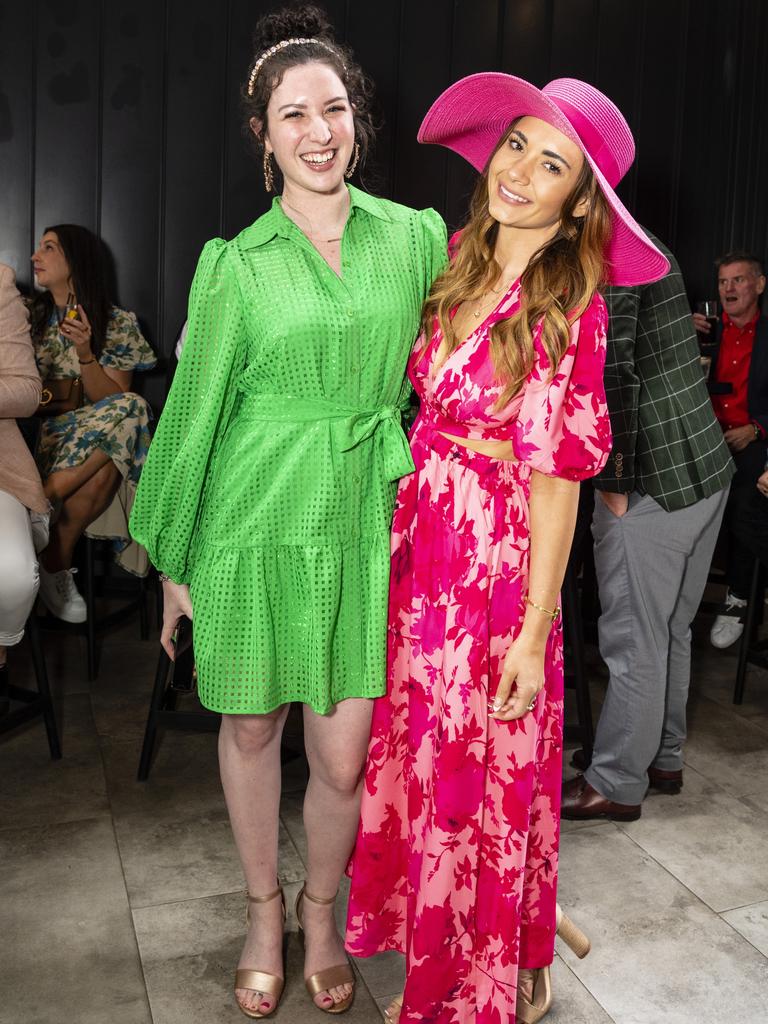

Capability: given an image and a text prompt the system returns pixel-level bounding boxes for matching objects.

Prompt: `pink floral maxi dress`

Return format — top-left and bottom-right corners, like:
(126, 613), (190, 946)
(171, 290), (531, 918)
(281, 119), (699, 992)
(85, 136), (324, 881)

(346, 281), (611, 1023)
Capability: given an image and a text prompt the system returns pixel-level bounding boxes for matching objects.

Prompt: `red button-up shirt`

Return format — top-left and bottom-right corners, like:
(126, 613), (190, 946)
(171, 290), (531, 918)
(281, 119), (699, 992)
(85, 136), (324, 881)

(712, 310), (761, 431)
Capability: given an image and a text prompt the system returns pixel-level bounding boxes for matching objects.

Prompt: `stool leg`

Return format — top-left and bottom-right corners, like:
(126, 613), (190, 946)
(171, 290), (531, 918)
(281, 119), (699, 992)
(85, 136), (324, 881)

(563, 565), (594, 759)
(734, 559), (761, 705)
(154, 572), (163, 630)
(138, 576), (149, 640)
(85, 538), (97, 680)
(137, 647), (171, 781)
(27, 615), (62, 760)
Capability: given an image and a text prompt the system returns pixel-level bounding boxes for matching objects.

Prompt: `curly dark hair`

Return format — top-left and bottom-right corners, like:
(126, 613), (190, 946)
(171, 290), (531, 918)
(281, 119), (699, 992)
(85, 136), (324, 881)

(241, 4), (376, 185)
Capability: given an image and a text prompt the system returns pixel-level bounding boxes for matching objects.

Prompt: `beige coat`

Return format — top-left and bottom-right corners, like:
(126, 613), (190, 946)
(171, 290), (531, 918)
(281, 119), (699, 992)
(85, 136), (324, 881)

(0, 263), (47, 513)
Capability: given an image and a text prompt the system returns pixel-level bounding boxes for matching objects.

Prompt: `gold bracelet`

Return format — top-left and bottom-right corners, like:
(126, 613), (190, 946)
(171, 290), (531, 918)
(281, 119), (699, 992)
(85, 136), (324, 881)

(526, 597), (560, 621)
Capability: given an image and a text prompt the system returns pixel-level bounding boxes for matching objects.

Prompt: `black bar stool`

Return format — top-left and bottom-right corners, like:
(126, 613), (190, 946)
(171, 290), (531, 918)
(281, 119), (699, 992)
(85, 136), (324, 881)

(39, 536), (151, 680)
(733, 558), (766, 704)
(137, 635), (219, 781)
(83, 537), (150, 678)
(0, 613), (62, 759)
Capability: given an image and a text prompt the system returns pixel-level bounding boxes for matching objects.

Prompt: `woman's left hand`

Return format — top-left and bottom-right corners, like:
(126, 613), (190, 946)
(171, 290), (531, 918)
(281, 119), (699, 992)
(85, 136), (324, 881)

(59, 304), (94, 359)
(490, 639), (546, 721)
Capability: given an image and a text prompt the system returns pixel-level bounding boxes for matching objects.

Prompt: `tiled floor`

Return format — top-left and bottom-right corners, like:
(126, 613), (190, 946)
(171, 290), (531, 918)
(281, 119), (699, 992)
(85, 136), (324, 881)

(2, 604), (768, 1023)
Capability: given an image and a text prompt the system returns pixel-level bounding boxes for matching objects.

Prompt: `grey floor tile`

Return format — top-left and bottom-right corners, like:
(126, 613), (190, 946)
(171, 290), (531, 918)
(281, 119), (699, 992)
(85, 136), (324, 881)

(0, 817), (151, 1024)
(722, 900), (768, 958)
(558, 827), (768, 1024)
(689, 657), (768, 723)
(102, 729), (224, 822)
(547, 956), (615, 1023)
(0, 693), (110, 830)
(133, 888), (380, 1024)
(616, 768), (768, 912)
(353, 947), (405, 1001)
(117, 808), (305, 908)
(682, 694), (768, 797)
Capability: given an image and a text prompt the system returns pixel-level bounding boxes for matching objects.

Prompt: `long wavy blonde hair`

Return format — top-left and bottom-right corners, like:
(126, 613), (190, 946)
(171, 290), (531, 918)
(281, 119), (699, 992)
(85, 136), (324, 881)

(424, 123), (613, 407)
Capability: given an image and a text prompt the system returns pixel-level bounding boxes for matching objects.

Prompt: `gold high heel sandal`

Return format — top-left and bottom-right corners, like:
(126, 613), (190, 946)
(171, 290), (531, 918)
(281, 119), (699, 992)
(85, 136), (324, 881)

(383, 993), (403, 1021)
(515, 904), (591, 1024)
(234, 886), (286, 1020)
(516, 967), (553, 1024)
(555, 903), (591, 959)
(295, 885), (355, 1014)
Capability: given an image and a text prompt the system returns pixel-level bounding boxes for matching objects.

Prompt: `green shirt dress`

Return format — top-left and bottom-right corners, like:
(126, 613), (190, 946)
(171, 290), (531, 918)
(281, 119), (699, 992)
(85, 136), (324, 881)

(130, 186), (447, 714)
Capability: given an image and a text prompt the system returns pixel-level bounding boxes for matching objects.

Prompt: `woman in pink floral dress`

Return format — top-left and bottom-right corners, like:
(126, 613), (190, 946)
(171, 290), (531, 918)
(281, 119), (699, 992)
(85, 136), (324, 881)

(345, 74), (669, 1024)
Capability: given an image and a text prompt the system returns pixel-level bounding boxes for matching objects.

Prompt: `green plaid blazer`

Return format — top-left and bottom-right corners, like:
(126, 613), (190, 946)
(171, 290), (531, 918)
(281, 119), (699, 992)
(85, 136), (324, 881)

(594, 234), (734, 511)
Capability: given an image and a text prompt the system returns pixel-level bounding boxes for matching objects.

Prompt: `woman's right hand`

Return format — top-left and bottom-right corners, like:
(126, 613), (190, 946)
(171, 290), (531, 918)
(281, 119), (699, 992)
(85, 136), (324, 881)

(160, 581), (193, 660)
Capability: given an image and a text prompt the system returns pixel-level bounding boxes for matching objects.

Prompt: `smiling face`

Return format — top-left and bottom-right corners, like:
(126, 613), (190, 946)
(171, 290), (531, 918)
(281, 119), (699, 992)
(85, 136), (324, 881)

(487, 116), (587, 237)
(253, 62), (355, 200)
(31, 231), (71, 293)
(718, 261), (765, 324)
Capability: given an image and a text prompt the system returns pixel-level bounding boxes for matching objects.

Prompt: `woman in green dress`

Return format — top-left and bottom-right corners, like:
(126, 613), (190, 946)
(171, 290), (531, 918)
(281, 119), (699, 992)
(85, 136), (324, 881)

(129, 6), (445, 1020)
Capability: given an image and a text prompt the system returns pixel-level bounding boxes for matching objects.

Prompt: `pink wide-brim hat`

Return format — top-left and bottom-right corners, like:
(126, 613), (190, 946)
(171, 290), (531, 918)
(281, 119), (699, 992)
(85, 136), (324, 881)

(418, 73), (669, 287)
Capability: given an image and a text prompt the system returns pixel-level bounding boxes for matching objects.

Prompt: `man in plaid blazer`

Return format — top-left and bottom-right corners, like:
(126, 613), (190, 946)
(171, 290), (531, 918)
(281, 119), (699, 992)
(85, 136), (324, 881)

(562, 234), (734, 821)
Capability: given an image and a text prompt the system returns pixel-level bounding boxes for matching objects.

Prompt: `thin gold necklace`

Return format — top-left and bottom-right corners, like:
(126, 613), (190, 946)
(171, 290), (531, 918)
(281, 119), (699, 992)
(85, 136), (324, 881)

(281, 198), (346, 243)
(471, 278), (516, 318)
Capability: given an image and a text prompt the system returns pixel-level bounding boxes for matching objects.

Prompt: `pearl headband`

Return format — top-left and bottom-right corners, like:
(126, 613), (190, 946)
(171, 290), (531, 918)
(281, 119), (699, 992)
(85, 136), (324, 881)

(247, 37), (342, 96)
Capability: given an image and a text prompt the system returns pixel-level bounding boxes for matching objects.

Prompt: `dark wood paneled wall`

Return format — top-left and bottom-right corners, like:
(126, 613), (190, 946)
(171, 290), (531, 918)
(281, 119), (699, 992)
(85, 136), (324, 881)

(2, 0), (767, 406)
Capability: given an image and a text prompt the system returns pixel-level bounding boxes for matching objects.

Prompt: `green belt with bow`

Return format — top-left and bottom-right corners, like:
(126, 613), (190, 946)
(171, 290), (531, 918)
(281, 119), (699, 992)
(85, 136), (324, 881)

(236, 392), (415, 482)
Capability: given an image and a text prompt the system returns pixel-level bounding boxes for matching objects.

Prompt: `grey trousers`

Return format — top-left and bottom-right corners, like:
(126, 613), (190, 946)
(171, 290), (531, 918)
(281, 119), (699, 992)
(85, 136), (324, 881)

(585, 486), (729, 805)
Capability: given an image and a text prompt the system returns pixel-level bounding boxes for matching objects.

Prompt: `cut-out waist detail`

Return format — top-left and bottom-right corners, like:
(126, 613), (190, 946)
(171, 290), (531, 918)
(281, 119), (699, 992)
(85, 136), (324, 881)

(437, 431), (516, 462)
(412, 419), (528, 480)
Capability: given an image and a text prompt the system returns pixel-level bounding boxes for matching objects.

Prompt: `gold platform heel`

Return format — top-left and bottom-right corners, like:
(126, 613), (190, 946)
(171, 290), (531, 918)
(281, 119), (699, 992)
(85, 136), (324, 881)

(516, 967), (553, 1024)
(234, 886), (286, 1019)
(516, 904), (590, 1023)
(383, 993), (403, 1021)
(556, 903), (591, 958)
(296, 885), (355, 1014)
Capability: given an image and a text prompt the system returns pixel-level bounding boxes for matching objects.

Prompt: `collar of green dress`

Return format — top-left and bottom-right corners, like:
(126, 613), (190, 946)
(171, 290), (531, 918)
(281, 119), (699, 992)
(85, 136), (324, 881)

(240, 184), (392, 250)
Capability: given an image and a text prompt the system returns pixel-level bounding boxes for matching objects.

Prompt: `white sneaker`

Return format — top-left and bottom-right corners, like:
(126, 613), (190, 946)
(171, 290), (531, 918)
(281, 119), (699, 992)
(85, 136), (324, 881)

(710, 591), (747, 649)
(38, 566), (87, 623)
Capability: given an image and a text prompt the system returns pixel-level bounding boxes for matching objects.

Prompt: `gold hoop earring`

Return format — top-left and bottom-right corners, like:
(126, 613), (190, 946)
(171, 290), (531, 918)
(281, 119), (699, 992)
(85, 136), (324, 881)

(263, 149), (274, 193)
(345, 142), (360, 180)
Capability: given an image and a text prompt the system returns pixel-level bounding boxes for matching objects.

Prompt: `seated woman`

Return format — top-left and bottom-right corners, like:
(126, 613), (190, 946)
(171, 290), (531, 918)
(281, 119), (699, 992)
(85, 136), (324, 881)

(29, 225), (156, 622)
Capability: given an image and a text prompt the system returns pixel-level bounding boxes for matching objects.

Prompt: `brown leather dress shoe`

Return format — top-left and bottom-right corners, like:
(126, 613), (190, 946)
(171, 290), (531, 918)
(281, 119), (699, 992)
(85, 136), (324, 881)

(561, 775), (641, 821)
(570, 749), (683, 794)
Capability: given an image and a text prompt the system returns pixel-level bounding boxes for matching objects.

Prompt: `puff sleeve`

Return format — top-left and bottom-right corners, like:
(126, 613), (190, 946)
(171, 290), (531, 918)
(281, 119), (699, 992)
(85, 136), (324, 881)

(100, 308), (157, 371)
(419, 207), (448, 294)
(512, 291), (612, 480)
(129, 239), (246, 582)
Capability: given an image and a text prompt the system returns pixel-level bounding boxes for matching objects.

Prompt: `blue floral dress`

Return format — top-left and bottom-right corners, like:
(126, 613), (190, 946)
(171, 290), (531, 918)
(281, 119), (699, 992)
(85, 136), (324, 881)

(34, 306), (156, 571)
(34, 306), (156, 481)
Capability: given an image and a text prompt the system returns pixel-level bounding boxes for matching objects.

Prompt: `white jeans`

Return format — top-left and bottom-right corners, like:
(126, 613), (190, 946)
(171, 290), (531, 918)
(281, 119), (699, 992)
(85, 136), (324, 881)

(0, 489), (49, 646)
